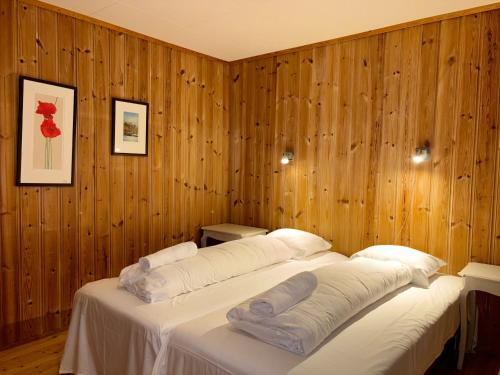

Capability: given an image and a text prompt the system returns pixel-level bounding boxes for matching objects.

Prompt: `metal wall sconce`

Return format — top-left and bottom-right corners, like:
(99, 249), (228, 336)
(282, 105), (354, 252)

(281, 151), (294, 165)
(412, 142), (431, 164)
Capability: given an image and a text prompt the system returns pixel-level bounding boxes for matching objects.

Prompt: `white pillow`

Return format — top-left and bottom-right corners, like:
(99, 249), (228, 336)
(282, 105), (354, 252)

(350, 245), (446, 288)
(267, 228), (332, 258)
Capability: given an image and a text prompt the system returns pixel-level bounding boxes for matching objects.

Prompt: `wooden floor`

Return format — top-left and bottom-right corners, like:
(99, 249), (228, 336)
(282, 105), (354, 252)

(426, 340), (500, 375)
(0, 330), (498, 375)
(0, 331), (66, 374)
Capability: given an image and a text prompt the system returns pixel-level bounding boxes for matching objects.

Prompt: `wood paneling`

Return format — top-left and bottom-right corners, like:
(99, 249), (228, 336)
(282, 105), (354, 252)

(0, 0), (230, 348)
(0, 0), (499, 350)
(230, 9), (500, 274)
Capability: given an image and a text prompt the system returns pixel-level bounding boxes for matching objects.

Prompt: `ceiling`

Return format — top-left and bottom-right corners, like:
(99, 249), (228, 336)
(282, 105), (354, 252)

(42, 0), (497, 61)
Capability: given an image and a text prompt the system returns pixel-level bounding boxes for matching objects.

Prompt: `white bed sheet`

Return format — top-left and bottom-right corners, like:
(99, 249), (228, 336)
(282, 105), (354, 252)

(59, 251), (348, 375)
(166, 274), (463, 375)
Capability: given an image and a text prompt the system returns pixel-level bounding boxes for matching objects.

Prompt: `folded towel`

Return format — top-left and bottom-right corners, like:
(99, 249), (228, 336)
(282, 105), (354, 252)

(249, 272), (317, 317)
(139, 241), (198, 271)
(118, 263), (144, 288)
(118, 241), (197, 291)
(124, 282), (169, 303)
(227, 258), (413, 355)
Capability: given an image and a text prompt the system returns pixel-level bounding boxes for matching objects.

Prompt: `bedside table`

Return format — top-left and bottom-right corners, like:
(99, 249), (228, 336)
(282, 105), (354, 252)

(457, 262), (500, 369)
(201, 223), (268, 247)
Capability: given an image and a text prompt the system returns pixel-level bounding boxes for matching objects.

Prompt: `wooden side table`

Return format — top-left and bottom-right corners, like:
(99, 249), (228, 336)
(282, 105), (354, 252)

(200, 223), (268, 247)
(457, 262), (500, 369)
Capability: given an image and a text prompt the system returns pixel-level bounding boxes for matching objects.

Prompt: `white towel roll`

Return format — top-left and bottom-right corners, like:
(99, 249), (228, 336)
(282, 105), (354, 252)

(138, 241), (198, 271)
(249, 271), (317, 317)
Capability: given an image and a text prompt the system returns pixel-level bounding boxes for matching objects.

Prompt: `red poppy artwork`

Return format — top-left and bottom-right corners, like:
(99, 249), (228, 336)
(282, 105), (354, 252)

(36, 101), (62, 138)
(35, 100), (62, 169)
(17, 76), (76, 185)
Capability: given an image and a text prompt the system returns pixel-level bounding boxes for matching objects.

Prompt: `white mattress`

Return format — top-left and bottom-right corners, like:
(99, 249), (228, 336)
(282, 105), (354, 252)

(59, 251), (348, 375)
(166, 274), (464, 375)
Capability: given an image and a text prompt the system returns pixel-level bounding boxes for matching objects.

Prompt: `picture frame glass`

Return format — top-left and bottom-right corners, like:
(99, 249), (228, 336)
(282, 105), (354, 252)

(18, 77), (76, 185)
(112, 99), (148, 155)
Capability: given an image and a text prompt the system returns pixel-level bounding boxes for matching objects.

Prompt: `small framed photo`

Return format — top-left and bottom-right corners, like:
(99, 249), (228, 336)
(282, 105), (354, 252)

(111, 98), (149, 155)
(17, 76), (77, 186)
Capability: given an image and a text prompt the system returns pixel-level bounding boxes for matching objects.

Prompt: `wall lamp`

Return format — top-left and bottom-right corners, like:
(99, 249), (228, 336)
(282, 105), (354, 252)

(412, 142), (431, 164)
(281, 151), (294, 165)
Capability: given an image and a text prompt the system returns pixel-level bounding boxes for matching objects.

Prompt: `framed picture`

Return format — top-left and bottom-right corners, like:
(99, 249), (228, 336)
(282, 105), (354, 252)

(17, 76), (77, 186)
(111, 98), (149, 155)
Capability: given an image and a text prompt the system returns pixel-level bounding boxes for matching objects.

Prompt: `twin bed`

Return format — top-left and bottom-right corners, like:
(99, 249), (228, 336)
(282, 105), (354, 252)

(166, 274), (462, 375)
(60, 231), (463, 375)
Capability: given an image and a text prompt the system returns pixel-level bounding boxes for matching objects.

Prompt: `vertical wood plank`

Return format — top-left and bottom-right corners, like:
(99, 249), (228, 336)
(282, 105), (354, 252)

(348, 37), (373, 253)
(214, 62), (225, 227)
(93, 24), (110, 279)
(179, 53), (196, 242)
(164, 46), (173, 247)
(493, 11), (500, 267)
(184, 53), (195, 240)
(150, 43), (165, 250)
(243, 61), (256, 224)
(171, 49), (183, 243)
(362, 36), (385, 248)
(315, 46), (335, 243)
(409, 23), (440, 252)
(262, 58), (276, 231)
(428, 19), (461, 271)
(394, 27), (421, 246)
(377, 30), (402, 245)
(331, 42), (354, 252)
(199, 56), (208, 236)
(305, 52), (318, 235)
(124, 35), (139, 264)
(37, 7), (61, 329)
(222, 62), (231, 224)
(75, 19), (95, 286)
(253, 60), (267, 226)
(326, 44), (343, 245)
(137, 38), (150, 258)
(202, 58), (214, 228)
(295, 49), (313, 231)
(57, 13), (78, 315)
(272, 58), (285, 229)
(449, 14), (482, 274)
(109, 30), (125, 275)
(18, 1), (42, 335)
(229, 63), (243, 224)
(470, 11), (499, 263)
(0, 0), (20, 329)
(282, 53), (300, 229)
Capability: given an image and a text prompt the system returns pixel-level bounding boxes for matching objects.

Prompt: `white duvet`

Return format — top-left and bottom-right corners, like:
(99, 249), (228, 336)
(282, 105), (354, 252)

(60, 248), (348, 375)
(126, 235), (294, 302)
(228, 258), (413, 355)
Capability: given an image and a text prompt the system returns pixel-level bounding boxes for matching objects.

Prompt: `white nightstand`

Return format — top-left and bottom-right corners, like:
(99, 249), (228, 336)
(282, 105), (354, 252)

(457, 262), (500, 369)
(200, 223), (268, 247)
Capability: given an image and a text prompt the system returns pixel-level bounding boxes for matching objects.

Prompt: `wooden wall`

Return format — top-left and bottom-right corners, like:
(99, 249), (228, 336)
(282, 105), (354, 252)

(229, 9), (500, 275)
(0, 0), (499, 349)
(0, 0), (230, 347)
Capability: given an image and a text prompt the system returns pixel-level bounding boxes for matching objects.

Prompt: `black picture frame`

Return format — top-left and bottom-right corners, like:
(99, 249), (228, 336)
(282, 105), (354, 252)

(17, 75), (77, 186)
(111, 98), (149, 156)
